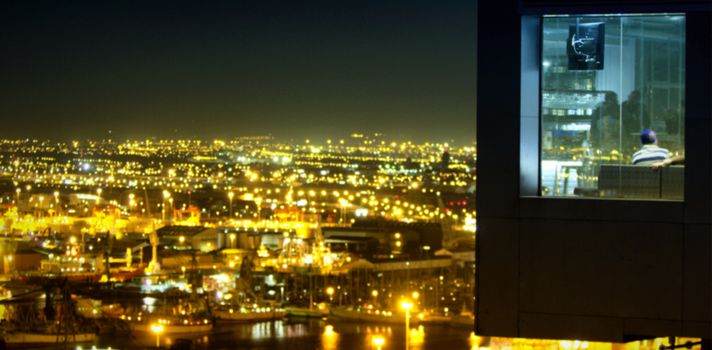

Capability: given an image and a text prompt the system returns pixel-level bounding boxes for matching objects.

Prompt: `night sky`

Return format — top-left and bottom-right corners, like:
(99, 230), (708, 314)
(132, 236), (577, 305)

(0, 1), (476, 143)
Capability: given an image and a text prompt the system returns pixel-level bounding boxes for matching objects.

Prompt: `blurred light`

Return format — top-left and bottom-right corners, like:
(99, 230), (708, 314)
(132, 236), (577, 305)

(150, 323), (164, 334)
(372, 335), (385, 348)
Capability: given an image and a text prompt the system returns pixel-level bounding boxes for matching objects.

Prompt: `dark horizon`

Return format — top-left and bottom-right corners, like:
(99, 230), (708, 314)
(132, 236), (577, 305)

(0, 1), (476, 144)
(0, 132), (475, 146)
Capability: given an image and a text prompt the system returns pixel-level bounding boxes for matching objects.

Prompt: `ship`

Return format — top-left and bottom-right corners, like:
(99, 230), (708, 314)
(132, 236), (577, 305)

(3, 332), (96, 345)
(283, 306), (328, 319)
(127, 318), (213, 334)
(213, 306), (284, 323)
(329, 305), (406, 324)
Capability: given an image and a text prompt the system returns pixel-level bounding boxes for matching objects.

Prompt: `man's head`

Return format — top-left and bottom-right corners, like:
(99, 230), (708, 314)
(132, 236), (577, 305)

(628, 90), (641, 102)
(640, 129), (657, 145)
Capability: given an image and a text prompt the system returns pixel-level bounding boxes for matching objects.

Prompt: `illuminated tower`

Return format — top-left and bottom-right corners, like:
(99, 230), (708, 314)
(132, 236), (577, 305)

(146, 229), (161, 274)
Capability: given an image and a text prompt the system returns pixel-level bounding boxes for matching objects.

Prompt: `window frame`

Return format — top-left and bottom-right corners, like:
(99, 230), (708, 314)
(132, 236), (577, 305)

(528, 13), (687, 201)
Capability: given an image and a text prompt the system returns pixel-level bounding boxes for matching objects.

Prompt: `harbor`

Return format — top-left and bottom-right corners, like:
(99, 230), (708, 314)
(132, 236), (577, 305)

(0, 158), (476, 349)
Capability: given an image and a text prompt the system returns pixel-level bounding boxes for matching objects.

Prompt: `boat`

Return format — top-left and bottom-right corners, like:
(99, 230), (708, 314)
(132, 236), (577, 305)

(128, 319), (213, 334)
(420, 313), (451, 325)
(3, 332), (96, 345)
(284, 303), (329, 318)
(213, 307), (284, 322)
(329, 305), (406, 324)
(96, 317), (131, 335)
(284, 307), (328, 318)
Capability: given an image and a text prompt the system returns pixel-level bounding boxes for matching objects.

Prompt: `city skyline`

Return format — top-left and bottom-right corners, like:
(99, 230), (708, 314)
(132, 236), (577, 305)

(0, 1), (477, 143)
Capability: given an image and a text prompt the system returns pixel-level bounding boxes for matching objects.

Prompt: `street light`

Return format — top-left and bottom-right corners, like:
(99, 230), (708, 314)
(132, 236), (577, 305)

(326, 286), (335, 304)
(401, 299), (413, 349)
(227, 191), (234, 218)
(53, 191), (60, 214)
(229, 233), (236, 248)
(255, 197), (263, 222)
(150, 323), (164, 348)
(128, 193), (135, 211)
(162, 190), (171, 221)
(338, 198), (349, 223)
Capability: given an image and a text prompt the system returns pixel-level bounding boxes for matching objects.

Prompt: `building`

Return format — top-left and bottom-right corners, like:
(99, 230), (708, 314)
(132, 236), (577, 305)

(157, 225), (222, 253)
(476, 0), (711, 344)
(323, 219), (443, 260)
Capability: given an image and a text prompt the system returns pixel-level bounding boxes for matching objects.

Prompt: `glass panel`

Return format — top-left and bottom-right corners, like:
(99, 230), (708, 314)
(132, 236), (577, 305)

(540, 14), (685, 199)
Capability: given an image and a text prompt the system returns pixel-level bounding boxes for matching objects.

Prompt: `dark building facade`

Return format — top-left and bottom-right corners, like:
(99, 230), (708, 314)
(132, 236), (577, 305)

(476, 0), (711, 343)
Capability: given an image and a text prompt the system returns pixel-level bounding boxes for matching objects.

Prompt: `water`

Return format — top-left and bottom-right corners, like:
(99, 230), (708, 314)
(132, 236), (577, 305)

(92, 319), (474, 350)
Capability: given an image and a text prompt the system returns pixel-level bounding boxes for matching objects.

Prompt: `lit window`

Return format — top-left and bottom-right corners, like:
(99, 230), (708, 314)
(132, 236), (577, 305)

(540, 14), (685, 199)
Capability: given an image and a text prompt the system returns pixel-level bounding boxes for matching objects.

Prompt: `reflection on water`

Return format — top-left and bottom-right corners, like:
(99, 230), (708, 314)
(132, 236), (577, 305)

(410, 325), (425, 348)
(93, 320), (700, 350)
(322, 324), (339, 350)
(95, 319), (471, 350)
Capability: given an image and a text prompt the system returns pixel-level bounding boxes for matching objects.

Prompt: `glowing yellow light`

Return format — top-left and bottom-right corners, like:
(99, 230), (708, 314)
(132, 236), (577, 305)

(372, 335), (385, 347)
(150, 323), (164, 334)
(326, 287), (334, 296)
(150, 323), (165, 348)
(400, 300), (413, 311)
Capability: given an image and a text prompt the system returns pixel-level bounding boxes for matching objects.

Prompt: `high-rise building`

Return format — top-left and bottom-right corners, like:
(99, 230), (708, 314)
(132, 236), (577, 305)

(476, 0), (711, 344)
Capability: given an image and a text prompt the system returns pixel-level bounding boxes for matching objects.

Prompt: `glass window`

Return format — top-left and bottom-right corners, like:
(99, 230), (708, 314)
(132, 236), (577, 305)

(540, 14), (685, 199)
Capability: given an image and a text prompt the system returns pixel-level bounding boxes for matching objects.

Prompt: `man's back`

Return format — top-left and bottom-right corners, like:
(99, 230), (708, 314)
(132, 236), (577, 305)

(632, 144), (669, 165)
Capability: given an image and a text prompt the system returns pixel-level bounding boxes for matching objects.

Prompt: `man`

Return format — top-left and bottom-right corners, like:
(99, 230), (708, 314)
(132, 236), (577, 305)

(632, 129), (669, 166)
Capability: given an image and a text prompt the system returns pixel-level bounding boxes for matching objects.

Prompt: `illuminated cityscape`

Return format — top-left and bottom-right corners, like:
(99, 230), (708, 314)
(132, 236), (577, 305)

(0, 0), (709, 349)
(0, 134), (479, 349)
